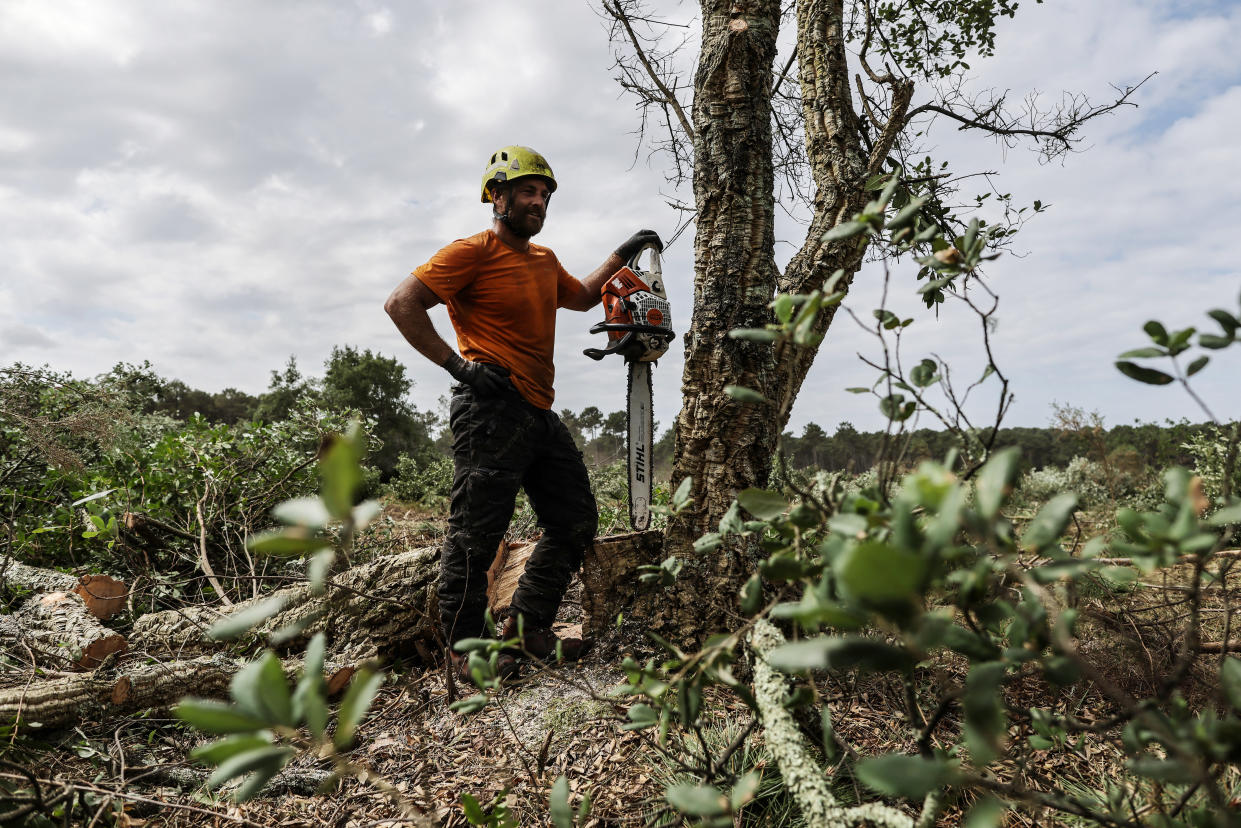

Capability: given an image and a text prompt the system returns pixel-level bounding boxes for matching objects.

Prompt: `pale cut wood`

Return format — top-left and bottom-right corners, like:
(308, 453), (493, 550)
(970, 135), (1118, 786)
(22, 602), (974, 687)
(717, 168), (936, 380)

(0, 560), (128, 620)
(1, 591), (126, 669)
(487, 540), (534, 616)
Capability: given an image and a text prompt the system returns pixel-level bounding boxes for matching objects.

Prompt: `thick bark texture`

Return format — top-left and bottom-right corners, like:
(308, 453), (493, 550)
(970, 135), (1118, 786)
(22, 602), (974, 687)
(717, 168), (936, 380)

(131, 545), (442, 659)
(671, 0), (782, 548)
(1, 591), (127, 669)
(663, 1), (912, 639)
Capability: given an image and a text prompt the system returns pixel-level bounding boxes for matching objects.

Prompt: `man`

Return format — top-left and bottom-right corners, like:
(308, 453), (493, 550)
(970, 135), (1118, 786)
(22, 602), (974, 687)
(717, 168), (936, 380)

(384, 145), (660, 679)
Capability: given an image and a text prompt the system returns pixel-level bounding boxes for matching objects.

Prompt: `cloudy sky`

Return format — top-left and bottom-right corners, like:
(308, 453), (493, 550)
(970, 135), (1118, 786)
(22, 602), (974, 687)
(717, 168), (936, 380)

(2, 0), (1238, 438)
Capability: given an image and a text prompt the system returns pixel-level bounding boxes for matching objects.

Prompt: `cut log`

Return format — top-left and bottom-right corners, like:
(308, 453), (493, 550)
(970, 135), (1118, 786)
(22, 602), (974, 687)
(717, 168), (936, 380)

(1, 651), (364, 730)
(1, 591), (127, 669)
(131, 544), (442, 659)
(0, 559), (128, 620)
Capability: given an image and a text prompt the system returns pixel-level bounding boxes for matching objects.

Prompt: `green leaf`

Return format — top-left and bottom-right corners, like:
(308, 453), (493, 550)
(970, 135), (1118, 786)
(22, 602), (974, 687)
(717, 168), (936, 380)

(1021, 493), (1078, 551)
(771, 293), (797, 324)
(208, 595), (287, 641)
(1143, 320), (1169, 345)
(351, 499), (382, 530)
(71, 489), (115, 507)
(335, 668), (384, 748)
(550, 775), (573, 828)
(1116, 347), (1167, 359)
(724, 385), (768, 404)
(845, 386), (871, 394)
(976, 447), (1020, 519)
(836, 540), (925, 605)
(1208, 502), (1241, 526)
(737, 488), (787, 520)
(622, 703), (658, 731)
(230, 652), (294, 727)
(666, 783), (728, 816)
(174, 699), (268, 734)
(822, 220), (869, 242)
(1127, 757), (1197, 785)
(693, 532), (723, 553)
(190, 733), (274, 766)
(320, 425), (365, 521)
(1207, 309), (1239, 335)
(738, 574), (763, 616)
(246, 529), (330, 557)
(1197, 333), (1233, 350)
(272, 497), (332, 528)
(206, 745), (295, 791)
(1115, 361), (1175, 385)
(730, 772), (761, 810)
(449, 694), (489, 714)
(671, 477), (693, 509)
(964, 662), (1006, 765)
(1221, 658), (1241, 710)
(719, 500), (744, 535)
(461, 794), (486, 823)
(729, 328), (779, 342)
(766, 636), (912, 674)
(856, 754), (956, 799)
(308, 548), (336, 595)
(910, 358), (938, 387)
(1186, 355), (1209, 376)
(1099, 566), (1138, 586)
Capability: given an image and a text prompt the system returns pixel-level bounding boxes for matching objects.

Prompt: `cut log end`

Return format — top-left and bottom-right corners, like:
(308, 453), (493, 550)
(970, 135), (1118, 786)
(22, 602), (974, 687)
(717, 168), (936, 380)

(75, 574), (128, 620)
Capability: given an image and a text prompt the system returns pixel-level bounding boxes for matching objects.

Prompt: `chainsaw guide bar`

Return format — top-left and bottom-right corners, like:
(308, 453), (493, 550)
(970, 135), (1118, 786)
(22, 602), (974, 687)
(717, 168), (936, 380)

(583, 242), (674, 531)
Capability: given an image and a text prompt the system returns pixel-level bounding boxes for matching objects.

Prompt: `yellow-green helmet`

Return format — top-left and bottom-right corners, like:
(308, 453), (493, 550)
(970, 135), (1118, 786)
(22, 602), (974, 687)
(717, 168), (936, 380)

(481, 146), (557, 203)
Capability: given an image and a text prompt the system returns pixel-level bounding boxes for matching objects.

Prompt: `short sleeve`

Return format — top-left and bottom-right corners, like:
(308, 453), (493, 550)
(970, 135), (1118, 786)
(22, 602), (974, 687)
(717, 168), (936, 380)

(412, 238), (480, 302)
(552, 253), (585, 308)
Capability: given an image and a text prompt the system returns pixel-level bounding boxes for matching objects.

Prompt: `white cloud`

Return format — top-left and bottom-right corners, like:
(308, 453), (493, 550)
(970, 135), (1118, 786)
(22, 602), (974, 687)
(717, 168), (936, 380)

(0, 0), (1236, 439)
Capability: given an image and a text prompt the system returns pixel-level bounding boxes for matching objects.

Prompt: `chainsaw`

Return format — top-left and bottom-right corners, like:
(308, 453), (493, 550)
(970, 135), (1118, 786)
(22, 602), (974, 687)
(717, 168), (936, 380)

(584, 241), (675, 531)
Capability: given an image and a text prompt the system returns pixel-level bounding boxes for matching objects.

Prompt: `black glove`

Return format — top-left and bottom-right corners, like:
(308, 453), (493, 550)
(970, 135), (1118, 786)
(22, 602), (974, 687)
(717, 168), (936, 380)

(616, 229), (663, 263)
(442, 354), (511, 397)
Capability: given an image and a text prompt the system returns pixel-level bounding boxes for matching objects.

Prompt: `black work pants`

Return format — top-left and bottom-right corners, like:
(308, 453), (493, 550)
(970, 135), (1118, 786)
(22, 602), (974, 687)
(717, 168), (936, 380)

(438, 385), (598, 644)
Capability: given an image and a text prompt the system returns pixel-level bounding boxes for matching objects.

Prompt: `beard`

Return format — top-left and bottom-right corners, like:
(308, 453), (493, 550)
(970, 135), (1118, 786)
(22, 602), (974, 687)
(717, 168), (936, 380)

(506, 206), (544, 238)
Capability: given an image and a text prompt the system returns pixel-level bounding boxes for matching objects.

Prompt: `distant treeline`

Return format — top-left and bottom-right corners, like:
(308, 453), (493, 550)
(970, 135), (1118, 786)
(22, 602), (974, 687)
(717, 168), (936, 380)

(779, 418), (1214, 474)
(105, 352), (1210, 479)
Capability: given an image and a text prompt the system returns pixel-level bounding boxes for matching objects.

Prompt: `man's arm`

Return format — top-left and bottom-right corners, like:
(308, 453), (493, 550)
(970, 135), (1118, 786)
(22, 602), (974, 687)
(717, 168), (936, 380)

(384, 274), (455, 366)
(561, 251), (625, 312)
(562, 229), (664, 312)
(385, 274), (512, 396)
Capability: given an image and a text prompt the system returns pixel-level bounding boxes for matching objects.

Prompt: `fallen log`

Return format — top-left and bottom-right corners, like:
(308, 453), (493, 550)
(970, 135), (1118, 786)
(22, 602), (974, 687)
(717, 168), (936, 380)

(1, 591), (127, 669)
(130, 544), (442, 659)
(0, 560), (127, 620)
(0, 651), (364, 731)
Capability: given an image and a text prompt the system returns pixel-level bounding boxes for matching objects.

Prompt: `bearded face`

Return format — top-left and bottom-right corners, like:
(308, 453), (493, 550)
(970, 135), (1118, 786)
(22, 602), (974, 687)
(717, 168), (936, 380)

(492, 179), (551, 238)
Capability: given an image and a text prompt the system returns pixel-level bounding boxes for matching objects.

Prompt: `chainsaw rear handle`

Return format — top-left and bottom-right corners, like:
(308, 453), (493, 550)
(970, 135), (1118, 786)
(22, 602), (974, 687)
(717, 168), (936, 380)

(583, 324), (675, 361)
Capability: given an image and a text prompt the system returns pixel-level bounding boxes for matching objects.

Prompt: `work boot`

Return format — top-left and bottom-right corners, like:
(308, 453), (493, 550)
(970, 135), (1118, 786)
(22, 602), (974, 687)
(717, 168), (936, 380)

(499, 615), (587, 663)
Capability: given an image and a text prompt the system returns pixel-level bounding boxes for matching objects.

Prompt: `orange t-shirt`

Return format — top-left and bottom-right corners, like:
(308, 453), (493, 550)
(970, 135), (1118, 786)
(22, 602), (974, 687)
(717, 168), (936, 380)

(413, 230), (584, 409)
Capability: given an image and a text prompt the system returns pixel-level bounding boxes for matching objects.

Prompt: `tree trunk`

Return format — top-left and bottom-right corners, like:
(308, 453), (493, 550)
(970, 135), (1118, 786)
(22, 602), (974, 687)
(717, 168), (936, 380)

(1, 591), (127, 669)
(663, 0), (909, 640)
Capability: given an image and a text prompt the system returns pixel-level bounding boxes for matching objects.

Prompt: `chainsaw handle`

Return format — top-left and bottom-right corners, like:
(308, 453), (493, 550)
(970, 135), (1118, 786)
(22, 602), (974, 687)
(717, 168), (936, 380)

(588, 322), (676, 340)
(625, 241), (662, 281)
